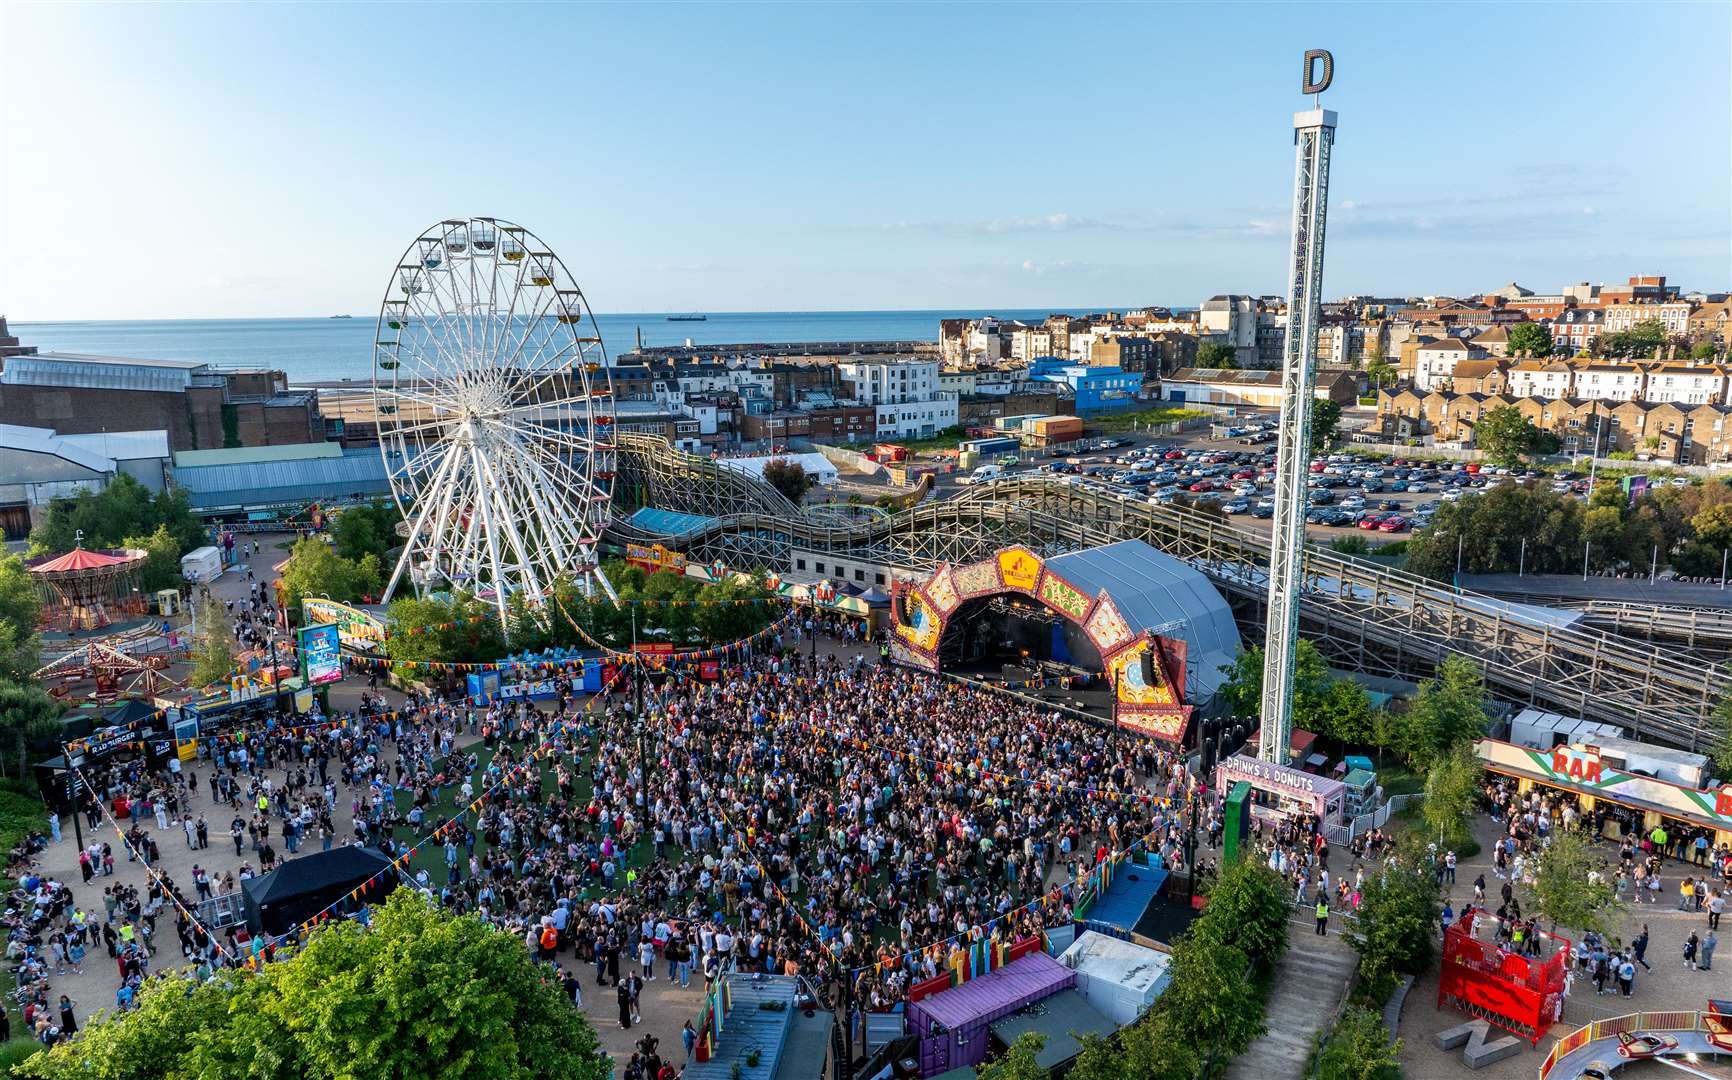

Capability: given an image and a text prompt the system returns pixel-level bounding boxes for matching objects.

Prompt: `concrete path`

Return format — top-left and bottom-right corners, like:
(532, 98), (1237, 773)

(1223, 916), (1358, 1080)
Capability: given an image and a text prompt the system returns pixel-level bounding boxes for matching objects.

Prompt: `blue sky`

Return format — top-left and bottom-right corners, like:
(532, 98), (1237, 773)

(2, 2), (1726, 319)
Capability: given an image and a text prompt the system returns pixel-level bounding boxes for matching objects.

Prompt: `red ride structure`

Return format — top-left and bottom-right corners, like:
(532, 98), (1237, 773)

(1437, 909), (1569, 1046)
(26, 545), (149, 631)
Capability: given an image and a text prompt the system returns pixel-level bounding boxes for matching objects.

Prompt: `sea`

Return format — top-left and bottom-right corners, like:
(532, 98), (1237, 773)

(12, 309), (1102, 387)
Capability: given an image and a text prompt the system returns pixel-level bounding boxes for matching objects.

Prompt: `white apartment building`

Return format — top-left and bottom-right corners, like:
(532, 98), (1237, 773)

(1603, 302), (1693, 336)
(1505, 360), (1574, 400)
(1644, 365), (1728, 406)
(1008, 326), (1053, 362)
(874, 396), (958, 439)
(1414, 338), (1487, 391)
(838, 359), (939, 405)
(1572, 363), (1646, 401)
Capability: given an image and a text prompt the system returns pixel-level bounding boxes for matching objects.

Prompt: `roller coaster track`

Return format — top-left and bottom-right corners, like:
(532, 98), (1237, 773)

(611, 434), (1725, 749)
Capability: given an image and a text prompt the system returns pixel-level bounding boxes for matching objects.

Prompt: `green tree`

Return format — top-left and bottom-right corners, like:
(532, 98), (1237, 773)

(1194, 858), (1291, 964)
(1691, 340), (1720, 361)
(1348, 845), (1441, 1004)
(29, 474), (201, 556)
(761, 458), (813, 505)
(0, 554), (44, 682)
(120, 524), (184, 593)
(1530, 831), (1623, 936)
(187, 597), (237, 689)
(15, 890), (610, 1080)
(976, 1032), (1048, 1080)
(1065, 1033), (1123, 1080)
(0, 680), (62, 782)
(1197, 341), (1238, 369)
(383, 593), (507, 675)
(1598, 319), (1667, 359)
(1364, 357), (1396, 392)
(1306, 677), (1379, 746)
(1317, 1006), (1403, 1080)
(1474, 405), (1548, 469)
(280, 537), (381, 612)
(1421, 741), (1483, 848)
(332, 502), (401, 565)
(1506, 322), (1554, 358)
(1310, 398), (1343, 455)
(1395, 655), (1489, 766)
(1710, 674), (1732, 779)
(1217, 640), (1329, 721)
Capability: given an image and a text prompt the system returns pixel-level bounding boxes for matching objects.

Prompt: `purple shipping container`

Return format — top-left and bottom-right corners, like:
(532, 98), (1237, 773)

(907, 952), (1076, 1076)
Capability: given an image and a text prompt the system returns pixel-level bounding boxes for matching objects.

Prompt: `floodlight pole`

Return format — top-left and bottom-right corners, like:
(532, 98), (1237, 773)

(1261, 61), (1338, 763)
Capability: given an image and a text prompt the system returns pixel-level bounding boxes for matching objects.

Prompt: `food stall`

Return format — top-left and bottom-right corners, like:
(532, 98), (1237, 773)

(1215, 753), (1349, 830)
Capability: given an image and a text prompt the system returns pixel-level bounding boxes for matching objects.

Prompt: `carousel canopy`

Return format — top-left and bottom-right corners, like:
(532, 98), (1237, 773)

(28, 547), (142, 575)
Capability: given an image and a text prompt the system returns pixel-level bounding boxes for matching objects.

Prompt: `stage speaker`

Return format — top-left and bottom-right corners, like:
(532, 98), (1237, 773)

(890, 590), (907, 626)
(1140, 647), (1159, 688)
(1001, 664), (1030, 686)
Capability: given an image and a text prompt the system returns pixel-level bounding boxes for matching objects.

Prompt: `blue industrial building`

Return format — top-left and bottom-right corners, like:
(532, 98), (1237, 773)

(1026, 359), (1143, 415)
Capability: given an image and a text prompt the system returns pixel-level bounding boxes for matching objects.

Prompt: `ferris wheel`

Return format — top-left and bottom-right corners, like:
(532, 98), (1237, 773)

(373, 216), (618, 624)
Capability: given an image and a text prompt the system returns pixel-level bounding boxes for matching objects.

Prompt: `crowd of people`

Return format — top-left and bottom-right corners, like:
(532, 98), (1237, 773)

(10, 629), (1207, 1066)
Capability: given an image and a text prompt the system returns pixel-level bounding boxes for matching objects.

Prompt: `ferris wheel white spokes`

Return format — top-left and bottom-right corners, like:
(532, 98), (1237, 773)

(373, 216), (618, 630)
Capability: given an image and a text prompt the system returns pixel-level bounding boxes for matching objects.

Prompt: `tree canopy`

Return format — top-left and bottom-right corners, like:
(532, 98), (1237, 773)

(1505, 322), (1553, 358)
(1406, 484), (1589, 580)
(281, 536), (383, 615)
(1474, 405), (1557, 468)
(0, 554), (44, 683)
(1310, 398), (1343, 455)
(15, 890), (610, 1080)
(1347, 844), (1442, 1005)
(1196, 341), (1238, 369)
(29, 474), (202, 558)
(332, 502), (402, 566)
(1317, 1006), (1403, 1080)
(1396, 655), (1490, 767)
(186, 597), (238, 689)
(1531, 831), (1624, 936)
(383, 593), (508, 676)
(761, 458), (812, 505)
(1598, 319), (1667, 359)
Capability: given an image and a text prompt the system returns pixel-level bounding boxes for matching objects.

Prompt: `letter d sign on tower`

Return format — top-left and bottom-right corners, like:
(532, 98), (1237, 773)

(1259, 54), (1338, 763)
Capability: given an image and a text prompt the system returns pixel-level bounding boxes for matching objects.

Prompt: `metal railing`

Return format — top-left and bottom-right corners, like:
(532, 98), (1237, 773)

(1538, 1010), (1717, 1079)
(611, 436), (1729, 749)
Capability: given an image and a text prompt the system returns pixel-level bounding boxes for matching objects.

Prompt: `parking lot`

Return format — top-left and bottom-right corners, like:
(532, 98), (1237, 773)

(927, 414), (1634, 546)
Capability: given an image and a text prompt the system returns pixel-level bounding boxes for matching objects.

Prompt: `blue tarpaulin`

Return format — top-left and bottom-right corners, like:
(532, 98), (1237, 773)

(1082, 866), (1168, 938)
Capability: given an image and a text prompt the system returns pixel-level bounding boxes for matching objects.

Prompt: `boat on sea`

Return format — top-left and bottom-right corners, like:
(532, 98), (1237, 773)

(666, 313), (707, 322)
(329, 314), (353, 319)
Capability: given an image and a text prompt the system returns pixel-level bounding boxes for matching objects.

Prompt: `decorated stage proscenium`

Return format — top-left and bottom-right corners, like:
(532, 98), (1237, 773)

(890, 546), (1193, 742)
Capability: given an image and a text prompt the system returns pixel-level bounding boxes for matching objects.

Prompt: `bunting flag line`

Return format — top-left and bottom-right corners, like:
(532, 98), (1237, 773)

(260, 666), (634, 951)
(71, 765), (237, 965)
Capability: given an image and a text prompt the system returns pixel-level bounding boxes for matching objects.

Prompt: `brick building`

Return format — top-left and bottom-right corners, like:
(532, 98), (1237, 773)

(0, 352), (321, 452)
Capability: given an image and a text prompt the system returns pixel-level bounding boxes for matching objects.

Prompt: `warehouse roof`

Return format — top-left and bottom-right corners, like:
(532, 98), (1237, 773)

(173, 446), (390, 510)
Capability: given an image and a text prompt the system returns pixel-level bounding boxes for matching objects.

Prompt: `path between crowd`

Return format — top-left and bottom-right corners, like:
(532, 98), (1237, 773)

(1221, 915), (1357, 1080)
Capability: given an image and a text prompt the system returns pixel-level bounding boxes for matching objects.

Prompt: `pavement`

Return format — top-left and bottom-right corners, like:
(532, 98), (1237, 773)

(1396, 815), (1732, 1080)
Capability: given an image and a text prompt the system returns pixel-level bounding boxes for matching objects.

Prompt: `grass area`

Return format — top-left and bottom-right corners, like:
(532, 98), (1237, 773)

(898, 426), (966, 453)
(0, 784), (46, 891)
(382, 733), (677, 891)
(1089, 407), (1208, 434)
(0, 1037), (44, 1073)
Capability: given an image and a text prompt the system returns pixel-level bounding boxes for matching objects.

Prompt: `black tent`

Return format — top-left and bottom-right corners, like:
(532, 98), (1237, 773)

(241, 846), (395, 936)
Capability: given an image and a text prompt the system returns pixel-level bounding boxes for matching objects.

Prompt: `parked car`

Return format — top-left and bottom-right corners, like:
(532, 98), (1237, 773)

(1222, 499), (1251, 515)
(1340, 495), (1366, 511)
(1358, 513), (1386, 530)
(1378, 515), (1410, 532)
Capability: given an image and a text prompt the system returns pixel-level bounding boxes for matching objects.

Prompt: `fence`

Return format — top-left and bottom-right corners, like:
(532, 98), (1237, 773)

(1538, 1010), (1718, 1079)
(1322, 792), (1422, 845)
(194, 891), (247, 930)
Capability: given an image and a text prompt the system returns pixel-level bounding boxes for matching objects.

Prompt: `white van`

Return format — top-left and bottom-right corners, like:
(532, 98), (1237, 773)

(961, 464), (1003, 486)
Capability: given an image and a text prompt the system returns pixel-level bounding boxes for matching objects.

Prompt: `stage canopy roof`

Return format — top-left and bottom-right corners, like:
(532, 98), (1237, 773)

(1042, 540), (1240, 700)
